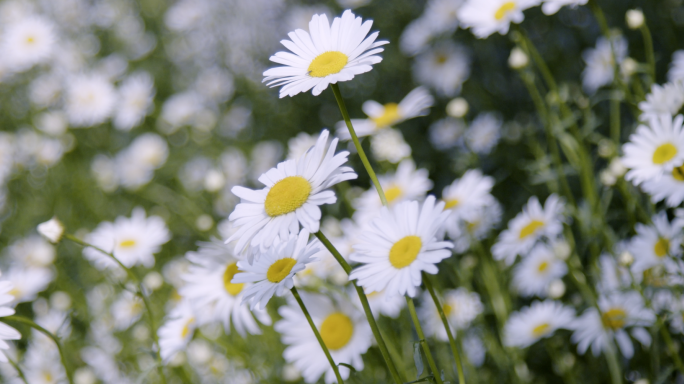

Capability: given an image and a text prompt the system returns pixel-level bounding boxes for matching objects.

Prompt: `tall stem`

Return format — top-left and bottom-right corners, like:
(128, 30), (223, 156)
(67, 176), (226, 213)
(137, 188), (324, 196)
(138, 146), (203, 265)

(604, 340), (624, 384)
(290, 286), (344, 384)
(640, 23), (656, 86)
(3, 315), (74, 384)
(658, 317), (684, 373)
(422, 273), (466, 384)
(610, 96), (621, 143)
(314, 231), (404, 383)
(7, 356), (28, 384)
(64, 234), (167, 384)
(406, 297), (444, 384)
(330, 83), (388, 206)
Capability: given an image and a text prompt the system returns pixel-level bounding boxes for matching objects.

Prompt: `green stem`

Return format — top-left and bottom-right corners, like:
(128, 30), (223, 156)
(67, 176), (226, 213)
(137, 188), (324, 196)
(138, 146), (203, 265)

(658, 317), (684, 373)
(640, 24), (656, 86)
(422, 273), (466, 384)
(314, 231), (404, 384)
(290, 286), (344, 384)
(8, 355), (28, 384)
(610, 95), (620, 143)
(406, 297), (444, 384)
(3, 315), (74, 384)
(604, 340), (624, 384)
(63, 234), (167, 384)
(330, 83), (388, 207)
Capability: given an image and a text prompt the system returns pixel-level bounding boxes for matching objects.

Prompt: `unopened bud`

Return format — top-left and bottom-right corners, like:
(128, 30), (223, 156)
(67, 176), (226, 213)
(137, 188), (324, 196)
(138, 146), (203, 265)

(618, 251), (634, 267)
(553, 241), (571, 261)
(508, 47), (529, 69)
(446, 98), (469, 118)
(548, 279), (566, 299)
(609, 158), (627, 177)
(37, 217), (64, 243)
(600, 169), (617, 186)
(621, 57), (638, 78)
(626, 9), (645, 29)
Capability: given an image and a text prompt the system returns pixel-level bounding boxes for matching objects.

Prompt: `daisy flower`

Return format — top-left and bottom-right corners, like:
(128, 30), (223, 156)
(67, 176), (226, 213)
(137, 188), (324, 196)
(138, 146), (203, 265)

(572, 291), (655, 358)
(622, 114), (684, 186)
(668, 50), (684, 83)
(83, 207), (171, 270)
(541, 0), (588, 15)
(504, 300), (575, 348)
(429, 117), (466, 150)
(5, 267), (54, 304)
(110, 290), (143, 331)
(158, 300), (197, 362)
(232, 230), (319, 310)
(582, 35), (628, 94)
(65, 73), (117, 127)
(419, 288), (483, 341)
(0, 280), (21, 363)
(458, 0), (541, 39)
(335, 87), (434, 139)
(465, 112), (502, 154)
(441, 169), (496, 226)
(275, 292), (372, 384)
(113, 72), (156, 131)
(349, 196), (453, 298)
(628, 211), (683, 278)
(512, 243), (568, 297)
(263, 9), (388, 98)
(370, 128), (413, 164)
(451, 201), (503, 253)
(180, 239), (271, 334)
(641, 161), (684, 207)
(227, 129), (356, 256)
(7, 234), (55, 269)
(352, 159), (433, 221)
(1, 15), (56, 72)
(492, 194), (566, 265)
(413, 40), (471, 97)
(638, 82), (684, 122)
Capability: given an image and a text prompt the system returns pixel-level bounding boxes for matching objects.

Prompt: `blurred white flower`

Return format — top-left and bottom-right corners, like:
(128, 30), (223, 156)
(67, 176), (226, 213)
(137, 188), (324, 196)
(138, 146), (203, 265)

(504, 300), (575, 347)
(638, 81), (684, 122)
(413, 41), (470, 97)
(465, 112), (502, 154)
(370, 128), (412, 163)
(158, 300), (196, 363)
(542, 0), (588, 15)
(66, 74), (116, 127)
(114, 72), (155, 131)
(429, 117), (465, 150)
(37, 217), (64, 244)
(459, 0), (541, 38)
(1, 15), (56, 72)
(512, 243), (568, 297)
(582, 35), (628, 94)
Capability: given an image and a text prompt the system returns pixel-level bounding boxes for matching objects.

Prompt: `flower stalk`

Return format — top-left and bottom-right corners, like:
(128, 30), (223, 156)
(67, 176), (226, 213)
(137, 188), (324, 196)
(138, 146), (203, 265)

(406, 297), (444, 384)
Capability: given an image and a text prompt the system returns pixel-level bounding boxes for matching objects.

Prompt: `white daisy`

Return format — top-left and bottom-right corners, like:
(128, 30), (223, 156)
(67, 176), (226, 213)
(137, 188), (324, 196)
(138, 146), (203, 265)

(352, 159), (433, 221)
(263, 9), (388, 98)
(512, 243), (568, 297)
(23, 342), (66, 384)
(349, 196), (453, 298)
(451, 201), (503, 253)
(180, 239), (271, 334)
(419, 288), (483, 341)
(638, 81), (684, 122)
(504, 300), (575, 348)
(572, 291), (655, 358)
(413, 40), (471, 97)
(458, 0), (541, 39)
(275, 292), (372, 384)
(335, 87), (434, 139)
(113, 72), (155, 131)
(7, 234), (55, 269)
(441, 169), (496, 230)
(582, 35), (628, 94)
(541, 0), (588, 15)
(668, 50), (684, 83)
(370, 128), (412, 164)
(83, 207), (171, 270)
(5, 267), (54, 304)
(65, 74), (117, 128)
(1, 15), (56, 72)
(628, 211), (683, 278)
(227, 129), (356, 255)
(0, 280), (21, 363)
(429, 117), (465, 150)
(622, 114), (684, 186)
(158, 300), (196, 363)
(232, 230), (319, 309)
(110, 290), (143, 331)
(641, 161), (684, 207)
(492, 194), (566, 265)
(399, 17), (435, 56)
(465, 112), (502, 154)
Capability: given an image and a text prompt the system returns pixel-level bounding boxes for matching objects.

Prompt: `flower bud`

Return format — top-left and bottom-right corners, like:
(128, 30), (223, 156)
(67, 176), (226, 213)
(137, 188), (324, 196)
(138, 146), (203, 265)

(548, 279), (566, 299)
(37, 216), (64, 243)
(626, 9), (645, 29)
(508, 47), (529, 69)
(618, 251), (634, 267)
(446, 98), (469, 118)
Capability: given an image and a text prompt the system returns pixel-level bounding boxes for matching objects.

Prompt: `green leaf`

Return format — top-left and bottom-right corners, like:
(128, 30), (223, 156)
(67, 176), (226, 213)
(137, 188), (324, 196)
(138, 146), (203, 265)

(414, 342), (424, 378)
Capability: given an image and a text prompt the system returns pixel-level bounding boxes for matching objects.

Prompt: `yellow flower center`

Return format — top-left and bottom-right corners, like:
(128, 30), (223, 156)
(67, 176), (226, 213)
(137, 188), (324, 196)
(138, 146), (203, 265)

(672, 164), (684, 181)
(531, 322), (551, 337)
(267, 258), (297, 283)
(654, 238), (670, 258)
(119, 239), (137, 248)
(371, 103), (402, 128)
(519, 220), (544, 239)
(443, 304), (453, 317)
(385, 186), (403, 204)
(389, 235), (422, 269)
(537, 261), (549, 273)
(264, 176), (311, 217)
(26, 36), (35, 45)
(222, 262), (244, 296)
(181, 317), (195, 338)
(308, 51), (348, 78)
(601, 308), (627, 330)
(444, 198), (460, 210)
(435, 54), (448, 64)
(320, 312), (354, 350)
(652, 143), (678, 165)
(494, 1), (517, 21)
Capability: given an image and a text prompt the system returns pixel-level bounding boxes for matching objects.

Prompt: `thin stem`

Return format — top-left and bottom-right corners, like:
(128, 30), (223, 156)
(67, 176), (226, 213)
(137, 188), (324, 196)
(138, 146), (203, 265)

(406, 297), (444, 384)
(63, 234), (167, 384)
(330, 83), (388, 207)
(422, 273), (466, 384)
(610, 95), (620, 143)
(8, 355), (29, 384)
(314, 231), (404, 384)
(640, 23), (656, 86)
(604, 340), (624, 384)
(290, 286), (344, 384)
(658, 317), (684, 373)
(3, 315), (74, 384)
